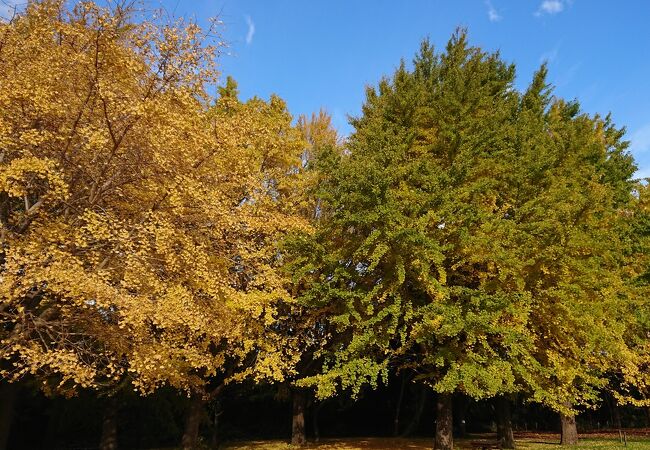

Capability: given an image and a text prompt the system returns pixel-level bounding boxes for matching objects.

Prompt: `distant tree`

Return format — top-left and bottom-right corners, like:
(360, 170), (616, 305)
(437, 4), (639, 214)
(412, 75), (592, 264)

(613, 181), (650, 414)
(282, 110), (342, 446)
(513, 68), (640, 446)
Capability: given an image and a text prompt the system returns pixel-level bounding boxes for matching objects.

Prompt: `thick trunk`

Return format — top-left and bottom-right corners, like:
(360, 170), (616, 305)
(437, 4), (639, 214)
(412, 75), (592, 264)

(496, 396), (516, 449)
(182, 394), (205, 450)
(393, 373), (407, 436)
(560, 403), (578, 446)
(99, 396), (118, 450)
(291, 389), (307, 446)
(0, 382), (18, 450)
(434, 392), (453, 450)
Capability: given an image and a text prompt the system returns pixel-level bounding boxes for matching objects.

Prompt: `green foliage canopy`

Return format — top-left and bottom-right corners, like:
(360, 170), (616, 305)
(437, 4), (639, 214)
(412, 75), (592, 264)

(287, 30), (640, 413)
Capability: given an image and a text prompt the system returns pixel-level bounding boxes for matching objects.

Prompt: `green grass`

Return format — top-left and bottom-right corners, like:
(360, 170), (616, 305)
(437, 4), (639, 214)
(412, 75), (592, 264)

(511, 437), (650, 449)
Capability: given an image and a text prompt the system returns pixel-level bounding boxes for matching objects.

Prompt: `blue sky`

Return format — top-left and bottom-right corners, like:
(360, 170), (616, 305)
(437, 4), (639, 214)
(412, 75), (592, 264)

(168, 0), (649, 178)
(3, 0), (649, 177)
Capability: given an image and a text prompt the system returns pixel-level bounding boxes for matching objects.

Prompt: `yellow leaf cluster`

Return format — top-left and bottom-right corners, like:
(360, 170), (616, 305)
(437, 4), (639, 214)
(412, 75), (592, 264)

(0, 0), (306, 398)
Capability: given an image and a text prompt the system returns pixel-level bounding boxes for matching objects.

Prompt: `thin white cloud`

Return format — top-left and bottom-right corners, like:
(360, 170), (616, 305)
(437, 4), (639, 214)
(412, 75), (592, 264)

(245, 15), (255, 45)
(536, 0), (565, 16)
(485, 0), (502, 22)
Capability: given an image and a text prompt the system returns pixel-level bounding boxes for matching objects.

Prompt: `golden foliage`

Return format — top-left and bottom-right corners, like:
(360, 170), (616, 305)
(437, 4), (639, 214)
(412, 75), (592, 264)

(0, 0), (306, 396)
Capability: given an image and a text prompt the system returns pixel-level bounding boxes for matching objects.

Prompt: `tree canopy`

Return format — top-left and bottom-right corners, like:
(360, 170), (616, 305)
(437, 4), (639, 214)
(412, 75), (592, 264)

(0, 3), (648, 449)
(0, 0), (306, 399)
(288, 30), (644, 416)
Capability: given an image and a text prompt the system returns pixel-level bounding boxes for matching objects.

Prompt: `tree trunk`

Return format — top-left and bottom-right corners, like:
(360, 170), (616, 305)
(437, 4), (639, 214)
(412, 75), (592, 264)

(455, 394), (467, 438)
(0, 382), (18, 450)
(209, 399), (222, 449)
(496, 396), (516, 449)
(312, 400), (325, 443)
(99, 396), (118, 450)
(291, 389), (307, 446)
(434, 392), (453, 450)
(402, 384), (427, 437)
(182, 394), (205, 450)
(560, 403), (578, 446)
(608, 393), (622, 430)
(393, 373), (407, 436)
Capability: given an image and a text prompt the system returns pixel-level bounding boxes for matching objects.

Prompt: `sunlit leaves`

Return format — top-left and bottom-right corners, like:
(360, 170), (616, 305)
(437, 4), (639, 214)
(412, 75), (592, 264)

(0, 0), (305, 398)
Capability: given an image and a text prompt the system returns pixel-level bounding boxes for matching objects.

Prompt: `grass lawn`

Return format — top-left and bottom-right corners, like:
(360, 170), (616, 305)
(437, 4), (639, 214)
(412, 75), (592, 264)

(222, 431), (650, 449)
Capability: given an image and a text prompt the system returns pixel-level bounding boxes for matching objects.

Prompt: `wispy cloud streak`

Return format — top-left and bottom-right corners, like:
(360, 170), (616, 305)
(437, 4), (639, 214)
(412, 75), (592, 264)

(245, 15), (255, 45)
(485, 0), (502, 22)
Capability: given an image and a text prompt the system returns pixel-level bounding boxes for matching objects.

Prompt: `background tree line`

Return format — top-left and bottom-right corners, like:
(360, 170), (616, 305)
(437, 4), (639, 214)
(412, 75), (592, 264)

(0, 1), (648, 449)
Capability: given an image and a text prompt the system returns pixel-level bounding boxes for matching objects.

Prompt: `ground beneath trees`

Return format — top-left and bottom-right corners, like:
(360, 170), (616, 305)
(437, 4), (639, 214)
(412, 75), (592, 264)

(223, 430), (650, 449)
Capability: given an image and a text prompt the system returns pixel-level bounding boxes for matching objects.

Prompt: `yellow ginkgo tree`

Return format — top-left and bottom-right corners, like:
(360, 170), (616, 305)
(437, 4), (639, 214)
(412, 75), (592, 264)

(0, 2), (307, 447)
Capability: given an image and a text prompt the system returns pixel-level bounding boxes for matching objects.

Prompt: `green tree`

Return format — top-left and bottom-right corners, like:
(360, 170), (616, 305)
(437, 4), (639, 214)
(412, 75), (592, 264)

(511, 80), (638, 445)
(283, 110), (342, 446)
(288, 30), (639, 450)
(613, 181), (650, 412)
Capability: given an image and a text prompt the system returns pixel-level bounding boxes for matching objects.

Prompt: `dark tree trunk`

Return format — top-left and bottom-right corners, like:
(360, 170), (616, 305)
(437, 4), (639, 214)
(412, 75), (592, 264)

(313, 400), (325, 443)
(607, 393), (622, 430)
(496, 396), (516, 449)
(434, 392), (453, 450)
(402, 384), (427, 437)
(560, 403), (578, 446)
(0, 382), (18, 450)
(291, 389), (307, 446)
(182, 394), (205, 450)
(393, 373), (407, 436)
(209, 399), (222, 449)
(455, 394), (467, 438)
(99, 396), (118, 450)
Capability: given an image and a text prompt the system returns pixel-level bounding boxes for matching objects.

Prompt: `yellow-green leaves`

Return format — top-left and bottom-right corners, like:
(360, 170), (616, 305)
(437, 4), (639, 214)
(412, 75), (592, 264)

(288, 31), (641, 413)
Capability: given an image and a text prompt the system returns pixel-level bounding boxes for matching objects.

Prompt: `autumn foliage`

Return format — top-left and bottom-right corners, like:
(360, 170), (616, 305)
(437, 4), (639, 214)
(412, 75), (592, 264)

(0, 2), (649, 450)
(0, 0), (306, 398)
